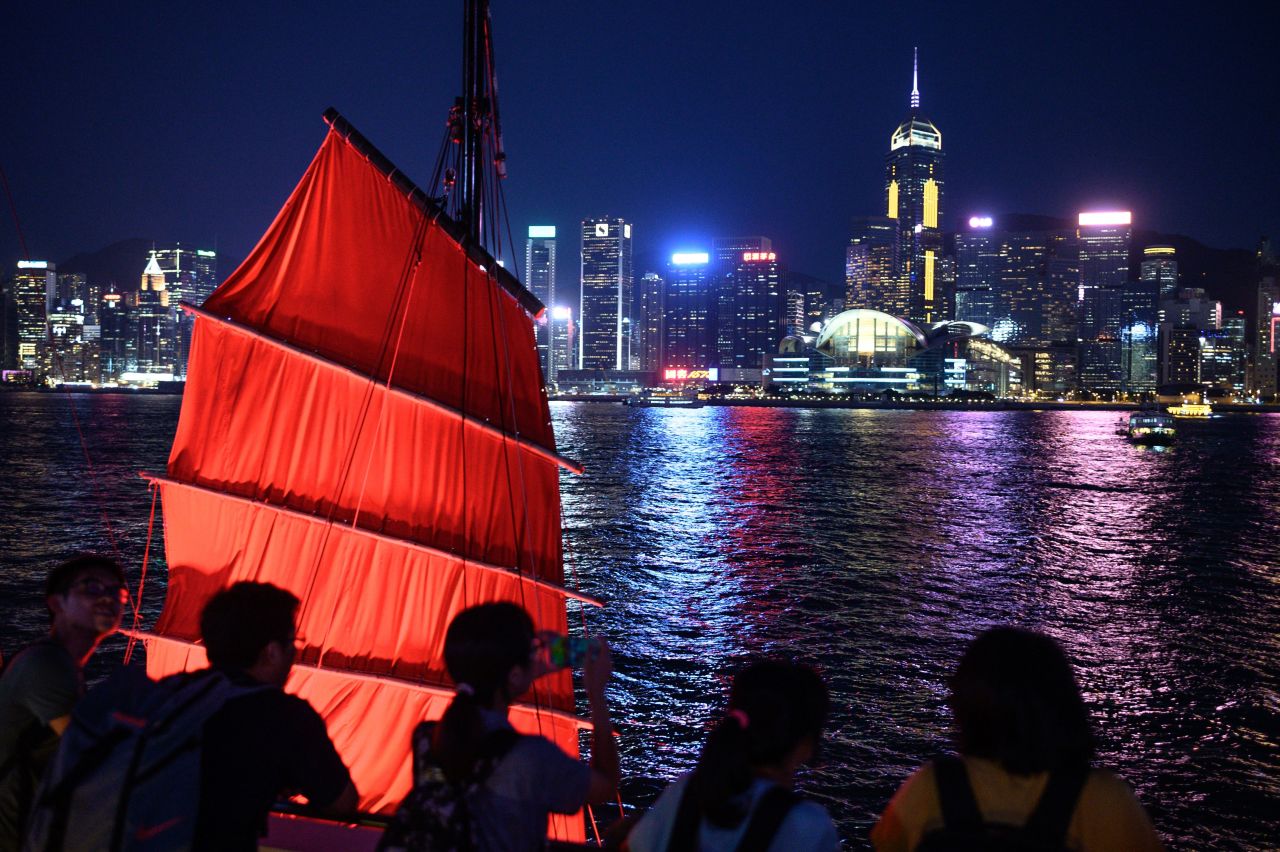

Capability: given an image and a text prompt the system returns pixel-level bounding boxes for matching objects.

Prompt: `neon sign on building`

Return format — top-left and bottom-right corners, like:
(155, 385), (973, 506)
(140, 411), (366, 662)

(663, 367), (719, 382)
(741, 251), (777, 262)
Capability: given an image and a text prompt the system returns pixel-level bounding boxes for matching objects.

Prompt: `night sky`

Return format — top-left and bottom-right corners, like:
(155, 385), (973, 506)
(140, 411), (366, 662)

(3, 1), (1277, 291)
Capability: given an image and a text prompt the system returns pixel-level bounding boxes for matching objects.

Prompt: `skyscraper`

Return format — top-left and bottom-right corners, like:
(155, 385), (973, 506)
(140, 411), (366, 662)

(731, 251), (782, 368)
(885, 50), (945, 325)
(664, 253), (714, 370)
(712, 236), (772, 367)
(525, 225), (556, 376)
(579, 217), (633, 370)
(547, 305), (576, 387)
(1255, 273), (1280, 399)
(13, 260), (55, 379)
(1076, 211), (1132, 393)
(1140, 245), (1178, 300)
(153, 244), (217, 377)
(135, 253), (177, 378)
(637, 271), (665, 371)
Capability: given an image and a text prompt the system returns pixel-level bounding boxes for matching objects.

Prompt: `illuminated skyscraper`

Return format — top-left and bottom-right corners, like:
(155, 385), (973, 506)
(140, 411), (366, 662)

(547, 305), (576, 387)
(13, 260), (55, 378)
(1140, 245), (1178, 300)
(525, 225), (556, 376)
(1255, 273), (1280, 399)
(98, 292), (135, 382)
(134, 252), (177, 378)
(713, 236), (772, 366)
(664, 253), (713, 369)
(731, 251), (782, 368)
(885, 50), (945, 324)
(579, 217), (633, 370)
(153, 244), (217, 377)
(845, 216), (900, 315)
(1076, 211), (1132, 393)
(637, 271), (665, 371)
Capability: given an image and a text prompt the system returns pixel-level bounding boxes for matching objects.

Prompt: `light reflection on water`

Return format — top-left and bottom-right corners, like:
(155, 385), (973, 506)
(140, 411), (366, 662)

(556, 404), (1280, 851)
(1, 394), (1277, 849)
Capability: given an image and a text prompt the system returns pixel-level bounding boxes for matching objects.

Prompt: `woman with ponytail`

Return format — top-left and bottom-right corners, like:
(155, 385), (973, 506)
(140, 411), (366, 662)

(627, 660), (838, 851)
(381, 602), (618, 851)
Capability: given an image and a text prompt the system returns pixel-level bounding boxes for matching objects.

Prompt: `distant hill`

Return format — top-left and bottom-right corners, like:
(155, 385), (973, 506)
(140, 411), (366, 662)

(58, 239), (238, 294)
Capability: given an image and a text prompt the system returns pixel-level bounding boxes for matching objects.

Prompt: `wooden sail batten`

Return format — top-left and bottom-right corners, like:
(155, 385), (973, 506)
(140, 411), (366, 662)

(127, 631), (592, 730)
(180, 303), (585, 476)
(140, 472), (605, 608)
(321, 107), (546, 319)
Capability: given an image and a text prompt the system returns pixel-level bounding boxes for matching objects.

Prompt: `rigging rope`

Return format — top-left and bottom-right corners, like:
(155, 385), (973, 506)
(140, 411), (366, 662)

(122, 480), (160, 665)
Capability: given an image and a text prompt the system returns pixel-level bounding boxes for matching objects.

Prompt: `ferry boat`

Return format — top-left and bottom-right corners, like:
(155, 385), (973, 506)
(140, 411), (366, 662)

(1125, 411), (1177, 445)
(625, 390), (705, 408)
(1167, 401), (1213, 417)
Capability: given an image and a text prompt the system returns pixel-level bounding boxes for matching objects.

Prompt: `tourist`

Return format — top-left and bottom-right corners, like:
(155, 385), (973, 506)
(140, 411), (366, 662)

(871, 626), (1163, 851)
(380, 602), (619, 851)
(625, 660), (839, 851)
(194, 581), (357, 850)
(0, 554), (125, 846)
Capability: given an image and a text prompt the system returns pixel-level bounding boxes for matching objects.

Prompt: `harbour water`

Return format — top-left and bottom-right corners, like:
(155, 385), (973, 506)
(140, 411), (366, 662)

(1, 393), (1277, 849)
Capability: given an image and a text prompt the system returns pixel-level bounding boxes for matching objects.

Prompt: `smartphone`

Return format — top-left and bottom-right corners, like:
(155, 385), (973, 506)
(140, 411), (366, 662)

(544, 635), (597, 669)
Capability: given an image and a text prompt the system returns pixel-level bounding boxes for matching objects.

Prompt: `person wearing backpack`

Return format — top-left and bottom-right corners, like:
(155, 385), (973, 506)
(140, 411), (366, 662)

(379, 602), (619, 852)
(0, 555), (125, 847)
(22, 581), (358, 852)
(871, 626), (1163, 852)
(625, 660), (839, 852)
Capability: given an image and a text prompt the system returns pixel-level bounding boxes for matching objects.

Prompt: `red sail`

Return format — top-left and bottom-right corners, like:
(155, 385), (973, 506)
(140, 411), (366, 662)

(141, 117), (590, 839)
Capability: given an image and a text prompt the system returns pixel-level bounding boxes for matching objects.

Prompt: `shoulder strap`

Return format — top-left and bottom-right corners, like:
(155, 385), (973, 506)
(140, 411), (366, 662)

(665, 780), (701, 852)
(932, 756), (984, 832)
(1021, 765), (1089, 846)
(736, 786), (801, 852)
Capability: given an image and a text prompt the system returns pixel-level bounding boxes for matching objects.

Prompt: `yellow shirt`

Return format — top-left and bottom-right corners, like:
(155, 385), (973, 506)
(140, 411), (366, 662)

(870, 757), (1164, 852)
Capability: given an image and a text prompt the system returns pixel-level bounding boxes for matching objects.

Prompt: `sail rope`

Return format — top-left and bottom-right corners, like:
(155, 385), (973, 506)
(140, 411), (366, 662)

(306, 189), (435, 667)
(0, 159), (30, 260)
(122, 480), (160, 665)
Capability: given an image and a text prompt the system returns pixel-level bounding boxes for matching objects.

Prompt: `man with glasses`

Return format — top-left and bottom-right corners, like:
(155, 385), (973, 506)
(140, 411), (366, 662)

(0, 555), (126, 845)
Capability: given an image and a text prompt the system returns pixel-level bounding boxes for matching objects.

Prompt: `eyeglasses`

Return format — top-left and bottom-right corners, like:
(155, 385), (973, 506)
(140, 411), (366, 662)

(71, 578), (130, 603)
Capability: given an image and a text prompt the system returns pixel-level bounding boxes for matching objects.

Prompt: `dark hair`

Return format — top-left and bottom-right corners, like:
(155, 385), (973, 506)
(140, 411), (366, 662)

(690, 660), (829, 828)
(434, 602), (536, 783)
(949, 626), (1096, 774)
(200, 582), (299, 671)
(46, 555), (126, 620)
(46, 555), (125, 597)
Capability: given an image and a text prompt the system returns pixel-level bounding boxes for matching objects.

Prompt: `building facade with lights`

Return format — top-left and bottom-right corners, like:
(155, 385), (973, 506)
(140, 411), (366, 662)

(579, 217), (634, 371)
(845, 216), (900, 316)
(885, 52), (945, 325)
(525, 225), (556, 377)
(1076, 211), (1137, 394)
(13, 260), (55, 379)
(663, 253), (714, 370)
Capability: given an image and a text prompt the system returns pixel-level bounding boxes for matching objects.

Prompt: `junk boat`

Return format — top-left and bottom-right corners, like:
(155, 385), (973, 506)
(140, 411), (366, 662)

(1123, 411), (1177, 445)
(126, 1), (606, 847)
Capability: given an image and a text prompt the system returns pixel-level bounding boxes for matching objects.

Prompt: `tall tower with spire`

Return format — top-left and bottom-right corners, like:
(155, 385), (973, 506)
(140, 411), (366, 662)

(885, 48), (945, 324)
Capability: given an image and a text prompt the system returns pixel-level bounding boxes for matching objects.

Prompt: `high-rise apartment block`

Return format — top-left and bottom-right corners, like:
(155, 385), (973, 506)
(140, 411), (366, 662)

(579, 218), (633, 370)
(525, 225), (556, 377)
(885, 51), (945, 325)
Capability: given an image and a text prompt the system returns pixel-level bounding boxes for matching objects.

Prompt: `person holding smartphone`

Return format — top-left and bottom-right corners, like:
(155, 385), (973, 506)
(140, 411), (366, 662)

(380, 602), (618, 852)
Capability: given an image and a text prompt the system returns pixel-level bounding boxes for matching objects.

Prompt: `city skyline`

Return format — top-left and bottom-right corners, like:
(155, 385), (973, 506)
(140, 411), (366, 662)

(1, 3), (1276, 290)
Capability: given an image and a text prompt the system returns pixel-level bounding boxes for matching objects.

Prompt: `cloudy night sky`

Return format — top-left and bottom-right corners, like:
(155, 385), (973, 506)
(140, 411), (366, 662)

(2, 0), (1277, 288)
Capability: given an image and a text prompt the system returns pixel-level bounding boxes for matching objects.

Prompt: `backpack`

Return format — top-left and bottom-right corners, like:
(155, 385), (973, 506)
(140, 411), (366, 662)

(916, 756), (1090, 852)
(377, 720), (520, 852)
(666, 779), (802, 852)
(22, 666), (268, 852)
